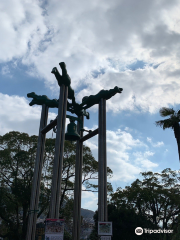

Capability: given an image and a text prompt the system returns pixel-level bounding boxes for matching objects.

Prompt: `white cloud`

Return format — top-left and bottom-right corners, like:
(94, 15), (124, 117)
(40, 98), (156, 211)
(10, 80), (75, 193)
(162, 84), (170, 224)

(83, 128), (158, 183)
(133, 151), (158, 169)
(1, 65), (11, 76)
(147, 137), (164, 147)
(81, 185), (98, 211)
(0, 93), (57, 137)
(124, 126), (133, 132)
(0, 0), (47, 62)
(1, 0), (180, 114)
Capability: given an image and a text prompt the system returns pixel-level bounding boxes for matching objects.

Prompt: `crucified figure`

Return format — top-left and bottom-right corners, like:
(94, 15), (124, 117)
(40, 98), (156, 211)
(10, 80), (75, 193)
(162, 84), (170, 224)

(79, 86), (123, 110)
(51, 62), (76, 105)
(27, 92), (90, 119)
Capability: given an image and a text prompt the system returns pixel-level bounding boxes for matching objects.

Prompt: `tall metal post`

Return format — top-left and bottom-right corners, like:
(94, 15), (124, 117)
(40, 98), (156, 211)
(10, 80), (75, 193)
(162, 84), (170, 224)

(73, 115), (84, 240)
(26, 104), (49, 240)
(49, 85), (68, 218)
(98, 98), (107, 221)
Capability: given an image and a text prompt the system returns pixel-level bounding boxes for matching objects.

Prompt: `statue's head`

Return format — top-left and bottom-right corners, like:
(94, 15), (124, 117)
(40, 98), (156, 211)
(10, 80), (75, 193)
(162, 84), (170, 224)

(27, 92), (35, 97)
(82, 96), (88, 102)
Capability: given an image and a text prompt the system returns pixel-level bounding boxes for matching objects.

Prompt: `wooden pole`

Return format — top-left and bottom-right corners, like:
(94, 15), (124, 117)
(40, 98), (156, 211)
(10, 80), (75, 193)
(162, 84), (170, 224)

(79, 128), (99, 143)
(98, 98), (107, 221)
(49, 84), (68, 218)
(73, 115), (84, 240)
(55, 86), (68, 218)
(26, 104), (49, 240)
(49, 85), (64, 218)
(103, 99), (107, 221)
(41, 117), (57, 134)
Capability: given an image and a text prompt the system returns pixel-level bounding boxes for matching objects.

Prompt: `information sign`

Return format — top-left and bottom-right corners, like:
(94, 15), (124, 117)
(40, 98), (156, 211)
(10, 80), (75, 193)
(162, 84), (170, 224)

(45, 219), (64, 240)
(98, 222), (112, 236)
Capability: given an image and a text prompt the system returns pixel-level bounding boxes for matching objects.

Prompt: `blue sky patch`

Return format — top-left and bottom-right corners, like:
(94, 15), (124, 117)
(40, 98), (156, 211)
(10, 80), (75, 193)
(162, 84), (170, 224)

(91, 68), (106, 78)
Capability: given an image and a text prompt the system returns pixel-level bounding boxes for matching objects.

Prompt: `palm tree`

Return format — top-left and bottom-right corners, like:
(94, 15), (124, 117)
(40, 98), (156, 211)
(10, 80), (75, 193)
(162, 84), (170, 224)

(155, 107), (180, 162)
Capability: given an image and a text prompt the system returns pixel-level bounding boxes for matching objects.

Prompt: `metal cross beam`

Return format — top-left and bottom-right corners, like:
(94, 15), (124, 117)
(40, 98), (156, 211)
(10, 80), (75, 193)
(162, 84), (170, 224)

(41, 114), (83, 135)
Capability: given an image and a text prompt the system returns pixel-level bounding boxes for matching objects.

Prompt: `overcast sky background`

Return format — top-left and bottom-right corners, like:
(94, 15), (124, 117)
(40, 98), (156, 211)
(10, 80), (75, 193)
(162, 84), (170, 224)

(1, 0), (180, 212)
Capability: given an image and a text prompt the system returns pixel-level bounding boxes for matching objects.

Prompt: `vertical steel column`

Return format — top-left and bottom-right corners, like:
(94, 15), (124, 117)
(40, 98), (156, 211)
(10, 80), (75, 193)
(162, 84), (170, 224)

(49, 85), (68, 218)
(98, 98), (107, 222)
(26, 104), (49, 240)
(73, 115), (84, 240)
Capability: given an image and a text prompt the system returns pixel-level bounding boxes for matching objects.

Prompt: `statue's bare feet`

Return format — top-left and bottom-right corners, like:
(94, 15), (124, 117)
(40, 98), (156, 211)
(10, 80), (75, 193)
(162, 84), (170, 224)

(59, 62), (66, 69)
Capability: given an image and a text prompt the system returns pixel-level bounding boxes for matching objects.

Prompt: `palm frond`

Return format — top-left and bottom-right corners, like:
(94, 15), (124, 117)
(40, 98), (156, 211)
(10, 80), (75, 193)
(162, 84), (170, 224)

(159, 107), (175, 117)
(155, 119), (174, 130)
(177, 110), (180, 117)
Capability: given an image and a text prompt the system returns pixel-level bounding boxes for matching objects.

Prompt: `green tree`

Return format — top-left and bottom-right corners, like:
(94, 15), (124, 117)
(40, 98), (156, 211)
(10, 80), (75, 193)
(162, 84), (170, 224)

(155, 107), (180, 161)
(171, 214), (180, 240)
(110, 168), (180, 240)
(0, 131), (113, 239)
(0, 131), (37, 239)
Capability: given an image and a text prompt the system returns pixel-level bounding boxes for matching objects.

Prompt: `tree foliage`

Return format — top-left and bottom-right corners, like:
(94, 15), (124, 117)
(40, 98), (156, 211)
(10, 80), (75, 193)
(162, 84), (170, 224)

(155, 107), (180, 130)
(111, 169), (180, 228)
(155, 107), (180, 163)
(0, 131), (113, 239)
(107, 168), (180, 239)
(89, 168), (180, 240)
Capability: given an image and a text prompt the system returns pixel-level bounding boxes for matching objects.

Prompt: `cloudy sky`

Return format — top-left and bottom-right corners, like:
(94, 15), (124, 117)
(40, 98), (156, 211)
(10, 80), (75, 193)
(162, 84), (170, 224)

(1, 0), (180, 212)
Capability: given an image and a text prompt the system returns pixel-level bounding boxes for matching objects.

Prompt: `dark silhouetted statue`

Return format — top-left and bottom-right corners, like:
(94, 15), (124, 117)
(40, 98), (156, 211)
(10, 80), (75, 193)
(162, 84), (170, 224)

(27, 62), (123, 118)
(79, 86), (123, 110)
(51, 62), (75, 104)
